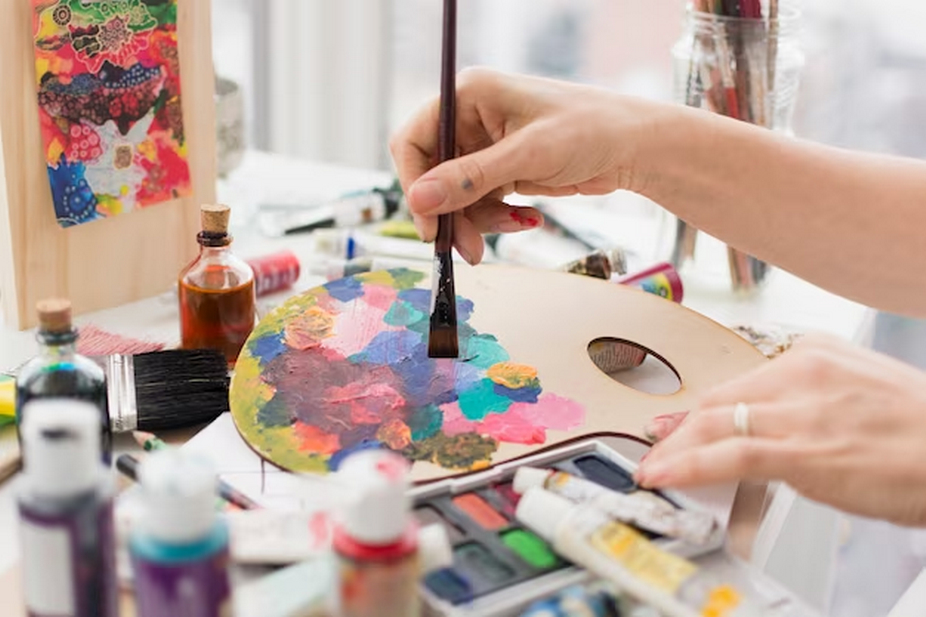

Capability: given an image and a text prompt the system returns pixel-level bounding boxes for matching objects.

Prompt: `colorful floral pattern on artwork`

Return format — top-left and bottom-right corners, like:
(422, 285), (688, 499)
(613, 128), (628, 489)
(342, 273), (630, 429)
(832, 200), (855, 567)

(32, 0), (190, 227)
(230, 269), (586, 474)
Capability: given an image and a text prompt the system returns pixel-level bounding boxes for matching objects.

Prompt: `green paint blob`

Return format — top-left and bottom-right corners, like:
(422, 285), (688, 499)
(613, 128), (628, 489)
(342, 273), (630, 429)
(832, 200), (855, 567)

(407, 404), (443, 441)
(502, 529), (560, 569)
(403, 432), (498, 469)
(384, 300), (425, 327)
(462, 334), (510, 369)
(256, 394), (293, 428)
(458, 379), (512, 420)
(389, 268), (426, 290)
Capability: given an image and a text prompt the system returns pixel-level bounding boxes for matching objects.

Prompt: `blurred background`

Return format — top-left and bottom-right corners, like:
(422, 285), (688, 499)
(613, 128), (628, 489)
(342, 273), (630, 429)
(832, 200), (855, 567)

(212, 0), (926, 170)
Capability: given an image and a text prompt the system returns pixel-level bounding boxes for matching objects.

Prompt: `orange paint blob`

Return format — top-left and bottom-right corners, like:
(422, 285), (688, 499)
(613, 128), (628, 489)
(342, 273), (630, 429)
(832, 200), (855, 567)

(294, 423), (340, 455)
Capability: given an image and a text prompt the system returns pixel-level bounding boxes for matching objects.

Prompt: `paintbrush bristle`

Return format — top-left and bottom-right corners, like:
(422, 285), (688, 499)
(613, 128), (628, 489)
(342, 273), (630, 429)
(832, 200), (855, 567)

(130, 349), (229, 431)
(428, 326), (460, 359)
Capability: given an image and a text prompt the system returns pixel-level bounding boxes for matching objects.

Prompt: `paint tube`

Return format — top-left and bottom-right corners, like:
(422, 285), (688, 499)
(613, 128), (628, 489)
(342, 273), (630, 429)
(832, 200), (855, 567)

(520, 581), (621, 616)
(516, 488), (751, 617)
(562, 248), (629, 279)
(310, 256), (429, 281)
(247, 250), (301, 296)
(614, 262), (684, 304)
(513, 468), (718, 545)
(258, 181), (404, 237)
(314, 229), (436, 262)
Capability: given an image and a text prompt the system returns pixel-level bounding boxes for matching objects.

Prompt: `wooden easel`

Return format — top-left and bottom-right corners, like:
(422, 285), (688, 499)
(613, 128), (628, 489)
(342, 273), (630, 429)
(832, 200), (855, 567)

(0, 0), (216, 329)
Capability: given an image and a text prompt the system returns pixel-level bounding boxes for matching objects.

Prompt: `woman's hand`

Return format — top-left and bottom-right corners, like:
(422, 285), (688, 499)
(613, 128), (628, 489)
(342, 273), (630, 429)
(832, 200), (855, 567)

(390, 68), (663, 264)
(635, 334), (926, 527)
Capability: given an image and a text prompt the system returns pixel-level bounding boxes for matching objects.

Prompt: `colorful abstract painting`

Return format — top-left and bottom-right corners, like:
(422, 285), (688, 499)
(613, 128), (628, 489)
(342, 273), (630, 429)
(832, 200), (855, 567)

(231, 269), (585, 474)
(31, 0), (190, 228)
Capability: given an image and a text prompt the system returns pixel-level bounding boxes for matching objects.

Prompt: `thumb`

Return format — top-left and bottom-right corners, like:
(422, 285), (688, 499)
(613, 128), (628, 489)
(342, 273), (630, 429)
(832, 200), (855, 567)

(407, 135), (527, 215)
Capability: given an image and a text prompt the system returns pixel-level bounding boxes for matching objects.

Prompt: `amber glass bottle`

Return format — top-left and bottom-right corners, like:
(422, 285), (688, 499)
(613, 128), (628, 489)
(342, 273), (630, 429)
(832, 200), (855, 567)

(178, 204), (255, 366)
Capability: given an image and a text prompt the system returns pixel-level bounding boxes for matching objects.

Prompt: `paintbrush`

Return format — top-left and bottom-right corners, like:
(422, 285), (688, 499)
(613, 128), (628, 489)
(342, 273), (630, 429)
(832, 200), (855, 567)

(6, 349), (230, 433)
(427, 0), (460, 359)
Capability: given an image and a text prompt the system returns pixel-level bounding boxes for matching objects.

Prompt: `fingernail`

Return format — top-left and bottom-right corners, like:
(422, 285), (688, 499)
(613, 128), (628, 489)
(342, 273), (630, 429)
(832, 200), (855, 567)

(644, 412), (688, 442)
(636, 463), (669, 488)
(410, 179), (448, 212)
(412, 217), (429, 242)
(510, 210), (541, 228)
(456, 244), (475, 265)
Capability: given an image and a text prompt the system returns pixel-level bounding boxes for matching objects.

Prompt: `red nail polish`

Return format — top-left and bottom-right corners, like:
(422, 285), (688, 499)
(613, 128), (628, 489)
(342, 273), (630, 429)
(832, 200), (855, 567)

(510, 210), (540, 228)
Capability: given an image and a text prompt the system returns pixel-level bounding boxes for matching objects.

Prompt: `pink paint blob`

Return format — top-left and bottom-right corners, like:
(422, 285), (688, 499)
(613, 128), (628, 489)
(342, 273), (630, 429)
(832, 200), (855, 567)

(439, 393), (585, 445)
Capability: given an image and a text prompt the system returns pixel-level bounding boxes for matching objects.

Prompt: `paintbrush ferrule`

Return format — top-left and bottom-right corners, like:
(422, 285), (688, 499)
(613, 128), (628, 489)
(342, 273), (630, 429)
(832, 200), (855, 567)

(105, 354), (138, 433)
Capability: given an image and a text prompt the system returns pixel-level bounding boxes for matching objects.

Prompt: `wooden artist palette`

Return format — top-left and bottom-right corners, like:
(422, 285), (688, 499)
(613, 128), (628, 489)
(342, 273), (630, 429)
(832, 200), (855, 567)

(229, 265), (766, 482)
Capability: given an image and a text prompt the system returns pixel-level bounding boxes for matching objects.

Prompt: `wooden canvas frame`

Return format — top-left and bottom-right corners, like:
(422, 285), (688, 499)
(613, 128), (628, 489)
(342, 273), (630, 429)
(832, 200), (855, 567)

(0, 0), (216, 329)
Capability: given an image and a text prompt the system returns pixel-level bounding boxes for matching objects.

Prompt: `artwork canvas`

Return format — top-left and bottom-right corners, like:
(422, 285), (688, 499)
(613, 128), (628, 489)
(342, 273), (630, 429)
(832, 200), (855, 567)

(31, 0), (191, 228)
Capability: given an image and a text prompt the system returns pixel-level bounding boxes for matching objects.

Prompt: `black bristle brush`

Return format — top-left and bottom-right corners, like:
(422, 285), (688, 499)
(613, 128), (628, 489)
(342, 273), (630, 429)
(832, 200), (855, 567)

(101, 349), (230, 432)
(8, 349), (230, 432)
(428, 0), (460, 359)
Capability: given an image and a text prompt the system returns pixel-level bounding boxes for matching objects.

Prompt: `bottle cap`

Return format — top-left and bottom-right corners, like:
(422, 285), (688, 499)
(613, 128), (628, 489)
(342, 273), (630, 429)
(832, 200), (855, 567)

(512, 467), (552, 495)
(35, 298), (72, 333)
(201, 204), (231, 234)
(20, 399), (102, 498)
(336, 449), (410, 545)
(515, 487), (573, 542)
(418, 523), (453, 574)
(137, 449), (217, 544)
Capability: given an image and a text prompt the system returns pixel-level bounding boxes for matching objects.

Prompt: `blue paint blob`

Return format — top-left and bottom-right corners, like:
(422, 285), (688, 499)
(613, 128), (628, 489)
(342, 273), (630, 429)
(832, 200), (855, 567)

(350, 330), (423, 365)
(329, 440), (384, 471)
(407, 404), (443, 441)
(326, 276), (365, 302)
(248, 332), (287, 365)
(454, 362), (483, 393)
(398, 288), (431, 314)
(458, 379), (513, 420)
(456, 297), (475, 322)
(493, 383), (542, 403)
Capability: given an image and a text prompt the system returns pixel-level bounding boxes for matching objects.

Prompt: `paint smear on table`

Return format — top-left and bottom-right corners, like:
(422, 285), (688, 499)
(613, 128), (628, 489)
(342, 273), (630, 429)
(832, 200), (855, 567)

(31, 0), (191, 227)
(231, 269), (585, 473)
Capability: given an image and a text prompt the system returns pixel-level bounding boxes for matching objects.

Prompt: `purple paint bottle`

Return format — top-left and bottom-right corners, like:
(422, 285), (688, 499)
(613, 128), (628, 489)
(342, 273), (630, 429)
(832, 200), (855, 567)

(17, 399), (118, 617)
(129, 450), (231, 617)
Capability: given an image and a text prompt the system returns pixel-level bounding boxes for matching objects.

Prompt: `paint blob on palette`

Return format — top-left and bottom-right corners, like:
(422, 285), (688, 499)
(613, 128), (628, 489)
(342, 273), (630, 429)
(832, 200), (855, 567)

(230, 269), (585, 473)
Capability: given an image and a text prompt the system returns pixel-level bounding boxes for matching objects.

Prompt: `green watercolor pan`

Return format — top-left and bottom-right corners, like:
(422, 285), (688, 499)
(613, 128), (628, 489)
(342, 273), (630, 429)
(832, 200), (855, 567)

(412, 438), (725, 617)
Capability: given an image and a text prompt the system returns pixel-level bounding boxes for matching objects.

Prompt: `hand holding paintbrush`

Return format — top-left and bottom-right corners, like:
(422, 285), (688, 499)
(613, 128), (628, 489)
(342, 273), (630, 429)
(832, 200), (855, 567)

(428, 0), (460, 359)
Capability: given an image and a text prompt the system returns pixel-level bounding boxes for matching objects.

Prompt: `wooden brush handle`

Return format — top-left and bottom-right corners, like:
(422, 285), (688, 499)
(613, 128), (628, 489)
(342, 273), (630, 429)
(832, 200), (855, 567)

(435, 0), (457, 256)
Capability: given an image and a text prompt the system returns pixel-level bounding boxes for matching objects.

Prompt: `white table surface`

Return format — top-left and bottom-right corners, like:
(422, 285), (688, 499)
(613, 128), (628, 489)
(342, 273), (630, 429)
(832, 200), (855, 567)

(0, 149), (874, 576)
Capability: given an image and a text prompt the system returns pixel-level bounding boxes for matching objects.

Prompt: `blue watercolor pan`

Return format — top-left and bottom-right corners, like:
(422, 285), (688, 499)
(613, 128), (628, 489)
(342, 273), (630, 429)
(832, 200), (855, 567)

(411, 438), (725, 617)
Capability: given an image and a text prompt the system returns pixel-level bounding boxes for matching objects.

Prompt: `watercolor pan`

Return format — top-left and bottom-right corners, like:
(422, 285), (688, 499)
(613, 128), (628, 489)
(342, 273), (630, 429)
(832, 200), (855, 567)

(411, 438), (725, 617)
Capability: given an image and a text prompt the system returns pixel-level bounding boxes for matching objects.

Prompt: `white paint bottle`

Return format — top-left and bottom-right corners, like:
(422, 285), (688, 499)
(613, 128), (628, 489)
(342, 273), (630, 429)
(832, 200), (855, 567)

(17, 400), (119, 617)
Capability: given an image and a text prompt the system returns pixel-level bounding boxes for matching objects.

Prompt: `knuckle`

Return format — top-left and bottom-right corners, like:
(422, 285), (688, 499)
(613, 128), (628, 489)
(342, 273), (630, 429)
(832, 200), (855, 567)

(793, 348), (835, 381)
(457, 157), (488, 193)
(458, 66), (495, 91)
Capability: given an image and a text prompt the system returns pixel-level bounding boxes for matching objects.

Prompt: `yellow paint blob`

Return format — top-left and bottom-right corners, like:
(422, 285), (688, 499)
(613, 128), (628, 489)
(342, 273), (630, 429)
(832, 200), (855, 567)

(487, 362), (539, 389)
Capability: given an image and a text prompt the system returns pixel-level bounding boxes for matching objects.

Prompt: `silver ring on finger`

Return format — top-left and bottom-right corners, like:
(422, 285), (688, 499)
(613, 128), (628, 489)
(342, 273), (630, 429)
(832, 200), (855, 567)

(733, 402), (751, 437)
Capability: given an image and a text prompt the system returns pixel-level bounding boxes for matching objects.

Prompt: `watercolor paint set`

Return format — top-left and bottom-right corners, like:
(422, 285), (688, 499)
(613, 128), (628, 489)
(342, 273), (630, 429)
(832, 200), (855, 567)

(411, 438), (725, 617)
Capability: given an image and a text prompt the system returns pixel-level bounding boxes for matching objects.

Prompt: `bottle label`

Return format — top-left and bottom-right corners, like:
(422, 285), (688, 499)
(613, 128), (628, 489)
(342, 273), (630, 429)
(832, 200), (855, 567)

(19, 499), (118, 617)
(587, 519), (698, 593)
(132, 546), (232, 617)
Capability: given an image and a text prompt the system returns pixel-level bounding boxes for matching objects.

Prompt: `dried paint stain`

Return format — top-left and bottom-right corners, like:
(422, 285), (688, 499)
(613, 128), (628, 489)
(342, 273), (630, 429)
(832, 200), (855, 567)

(231, 269), (585, 472)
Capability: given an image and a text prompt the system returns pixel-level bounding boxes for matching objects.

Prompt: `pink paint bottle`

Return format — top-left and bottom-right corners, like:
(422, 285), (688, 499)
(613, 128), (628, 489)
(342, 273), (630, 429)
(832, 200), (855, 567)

(332, 450), (420, 617)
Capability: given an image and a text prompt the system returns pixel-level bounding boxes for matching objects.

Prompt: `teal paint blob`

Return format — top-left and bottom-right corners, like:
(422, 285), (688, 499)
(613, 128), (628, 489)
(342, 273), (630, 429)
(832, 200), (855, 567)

(458, 379), (512, 420)
(384, 300), (425, 327)
(407, 404), (443, 441)
(462, 334), (509, 369)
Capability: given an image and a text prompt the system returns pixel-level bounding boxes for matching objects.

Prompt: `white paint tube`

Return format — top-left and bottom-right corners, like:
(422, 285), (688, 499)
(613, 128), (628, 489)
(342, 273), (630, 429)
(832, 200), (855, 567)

(513, 468), (718, 545)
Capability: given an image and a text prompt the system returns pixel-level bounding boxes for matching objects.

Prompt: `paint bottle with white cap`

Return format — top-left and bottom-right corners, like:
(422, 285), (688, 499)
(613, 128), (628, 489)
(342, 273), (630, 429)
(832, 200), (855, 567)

(16, 399), (118, 617)
(332, 449), (420, 617)
(129, 449), (231, 617)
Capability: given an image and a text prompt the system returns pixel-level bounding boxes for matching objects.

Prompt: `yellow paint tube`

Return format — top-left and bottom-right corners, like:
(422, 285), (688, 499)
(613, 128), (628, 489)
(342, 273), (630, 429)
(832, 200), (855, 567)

(0, 378), (15, 426)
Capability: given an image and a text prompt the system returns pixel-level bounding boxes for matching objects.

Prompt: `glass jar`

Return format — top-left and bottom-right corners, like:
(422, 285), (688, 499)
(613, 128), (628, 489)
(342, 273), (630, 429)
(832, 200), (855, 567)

(661, 4), (805, 295)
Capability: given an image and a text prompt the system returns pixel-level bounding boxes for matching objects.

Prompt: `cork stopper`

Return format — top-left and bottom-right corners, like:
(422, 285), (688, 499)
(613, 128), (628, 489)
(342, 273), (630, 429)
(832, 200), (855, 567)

(36, 298), (72, 333)
(200, 204), (230, 234)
